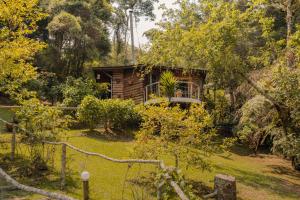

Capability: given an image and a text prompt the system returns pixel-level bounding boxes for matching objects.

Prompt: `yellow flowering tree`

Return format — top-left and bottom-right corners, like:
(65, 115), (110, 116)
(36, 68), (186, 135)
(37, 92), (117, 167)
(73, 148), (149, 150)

(0, 0), (46, 101)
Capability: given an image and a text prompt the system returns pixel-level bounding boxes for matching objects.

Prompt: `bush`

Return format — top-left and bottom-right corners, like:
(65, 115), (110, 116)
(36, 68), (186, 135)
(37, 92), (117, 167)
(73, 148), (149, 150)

(62, 77), (109, 107)
(236, 95), (276, 154)
(100, 99), (140, 131)
(133, 102), (234, 170)
(160, 71), (177, 100)
(17, 98), (70, 143)
(205, 89), (233, 125)
(77, 97), (140, 131)
(16, 98), (70, 173)
(77, 95), (102, 130)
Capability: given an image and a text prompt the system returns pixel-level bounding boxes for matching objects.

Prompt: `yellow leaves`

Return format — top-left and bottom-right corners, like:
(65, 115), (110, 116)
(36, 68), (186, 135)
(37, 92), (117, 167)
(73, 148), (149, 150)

(0, 0), (47, 37)
(0, 0), (47, 102)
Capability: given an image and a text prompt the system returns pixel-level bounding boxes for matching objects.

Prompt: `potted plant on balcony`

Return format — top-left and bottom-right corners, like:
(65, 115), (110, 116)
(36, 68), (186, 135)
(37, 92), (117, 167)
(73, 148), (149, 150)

(160, 71), (177, 101)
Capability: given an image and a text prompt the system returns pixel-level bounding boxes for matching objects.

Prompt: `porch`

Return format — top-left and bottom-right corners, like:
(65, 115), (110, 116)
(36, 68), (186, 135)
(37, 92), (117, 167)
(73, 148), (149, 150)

(144, 81), (202, 104)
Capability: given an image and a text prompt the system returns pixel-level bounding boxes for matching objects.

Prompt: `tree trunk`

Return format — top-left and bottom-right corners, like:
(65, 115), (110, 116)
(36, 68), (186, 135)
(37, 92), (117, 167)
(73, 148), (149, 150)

(286, 0), (295, 68)
(286, 0), (293, 45)
(229, 87), (235, 112)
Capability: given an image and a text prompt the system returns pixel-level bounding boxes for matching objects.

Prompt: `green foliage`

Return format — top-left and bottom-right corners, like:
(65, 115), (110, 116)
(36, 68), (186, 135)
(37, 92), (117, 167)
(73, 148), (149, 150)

(77, 97), (139, 131)
(0, 0), (46, 102)
(264, 67), (300, 158)
(37, 0), (111, 78)
(16, 98), (70, 172)
(61, 77), (109, 107)
(206, 90), (232, 124)
(47, 11), (82, 37)
(159, 71), (177, 100)
(16, 99), (70, 143)
(140, 0), (278, 111)
(26, 72), (61, 104)
(237, 95), (276, 154)
(134, 102), (233, 170)
(100, 99), (139, 131)
(77, 95), (102, 130)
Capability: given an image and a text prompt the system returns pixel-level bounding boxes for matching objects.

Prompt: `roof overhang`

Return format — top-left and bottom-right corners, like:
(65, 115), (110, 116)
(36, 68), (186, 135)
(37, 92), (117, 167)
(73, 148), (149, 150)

(92, 64), (207, 73)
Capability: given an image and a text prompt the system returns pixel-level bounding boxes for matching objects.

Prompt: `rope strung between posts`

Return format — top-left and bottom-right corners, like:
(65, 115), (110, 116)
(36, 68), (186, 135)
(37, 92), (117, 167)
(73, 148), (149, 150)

(0, 167), (77, 200)
(0, 117), (190, 200)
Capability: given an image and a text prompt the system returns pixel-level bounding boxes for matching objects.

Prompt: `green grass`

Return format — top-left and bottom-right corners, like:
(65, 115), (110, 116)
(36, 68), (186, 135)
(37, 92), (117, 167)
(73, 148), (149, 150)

(1, 130), (300, 200)
(0, 107), (14, 132)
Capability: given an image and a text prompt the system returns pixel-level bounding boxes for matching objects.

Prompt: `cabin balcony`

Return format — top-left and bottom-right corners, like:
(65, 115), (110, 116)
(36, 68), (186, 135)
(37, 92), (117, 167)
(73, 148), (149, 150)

(144, 81), (202, 104)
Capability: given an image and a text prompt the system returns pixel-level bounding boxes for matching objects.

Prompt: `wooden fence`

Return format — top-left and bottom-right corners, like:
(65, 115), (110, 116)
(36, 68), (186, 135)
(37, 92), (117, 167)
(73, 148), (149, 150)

(0, 167), (77, 200)
(0, 117), (190, 200)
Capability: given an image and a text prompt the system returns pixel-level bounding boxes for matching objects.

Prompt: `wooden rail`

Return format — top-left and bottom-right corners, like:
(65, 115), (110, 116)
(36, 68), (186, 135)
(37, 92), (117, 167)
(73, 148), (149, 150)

(0, 168), (77, 200)
(44, 141), (161, 165)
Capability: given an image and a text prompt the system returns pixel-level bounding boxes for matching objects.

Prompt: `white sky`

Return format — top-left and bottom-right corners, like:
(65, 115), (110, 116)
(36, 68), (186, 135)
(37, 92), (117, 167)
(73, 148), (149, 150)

(133, 0), (177, 46)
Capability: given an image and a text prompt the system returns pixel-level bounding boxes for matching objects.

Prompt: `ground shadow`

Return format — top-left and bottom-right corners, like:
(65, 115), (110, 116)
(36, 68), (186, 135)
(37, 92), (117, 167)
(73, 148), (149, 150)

(267, 164), (300, 180)
(228, 143), (254, 156)
(0, 153), (79, 199)
(82, 129), (135, 142)
(187, 179), (213, 197)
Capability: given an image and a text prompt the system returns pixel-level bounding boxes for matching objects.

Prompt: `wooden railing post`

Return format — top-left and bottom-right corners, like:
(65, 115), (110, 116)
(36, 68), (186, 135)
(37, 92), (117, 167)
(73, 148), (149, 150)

(10, 125), (16, 161)
(214, 174), (236, 200)
(61, 143), (67, 190)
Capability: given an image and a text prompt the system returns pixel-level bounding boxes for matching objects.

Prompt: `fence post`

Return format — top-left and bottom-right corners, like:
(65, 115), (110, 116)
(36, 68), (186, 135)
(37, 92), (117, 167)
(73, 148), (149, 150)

(214, 174), (236, 200)
(61, 143), (67, 190)
(157, 181), (164, 200)
(10, 125), (16, 161)
(81, 171), (90, 200)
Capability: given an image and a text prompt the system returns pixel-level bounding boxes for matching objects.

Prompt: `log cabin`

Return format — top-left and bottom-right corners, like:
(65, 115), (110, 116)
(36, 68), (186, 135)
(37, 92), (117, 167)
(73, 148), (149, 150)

(93, 65), (207, 104)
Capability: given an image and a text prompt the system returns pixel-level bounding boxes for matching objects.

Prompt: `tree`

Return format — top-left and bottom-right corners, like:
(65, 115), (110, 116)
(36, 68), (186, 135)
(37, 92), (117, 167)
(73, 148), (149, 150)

(37, 0), (112, 78)
(140, 0), (275, 110)
(108, 0), (158, 64)
(0, 0), (46, 102)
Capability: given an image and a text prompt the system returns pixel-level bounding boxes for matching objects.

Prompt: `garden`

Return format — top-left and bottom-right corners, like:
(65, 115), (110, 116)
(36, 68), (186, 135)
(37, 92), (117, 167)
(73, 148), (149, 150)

(1, 97), (300, 199)
(1, 0), (300, 199)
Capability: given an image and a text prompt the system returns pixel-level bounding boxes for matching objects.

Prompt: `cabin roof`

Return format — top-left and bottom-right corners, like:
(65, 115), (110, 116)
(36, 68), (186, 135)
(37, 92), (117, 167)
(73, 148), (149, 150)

(92, 64), (207, 73)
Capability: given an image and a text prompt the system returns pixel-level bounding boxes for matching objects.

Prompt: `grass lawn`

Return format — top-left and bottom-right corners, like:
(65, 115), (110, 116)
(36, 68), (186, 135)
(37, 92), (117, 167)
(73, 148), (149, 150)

(0, 108), (300, 200)
(0, 107), (14, 132)
(0, 129), (299, 200)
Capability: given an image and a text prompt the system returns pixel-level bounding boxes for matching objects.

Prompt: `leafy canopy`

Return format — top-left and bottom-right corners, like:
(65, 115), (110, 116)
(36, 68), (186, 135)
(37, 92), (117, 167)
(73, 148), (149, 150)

(0, 0), (47, 101)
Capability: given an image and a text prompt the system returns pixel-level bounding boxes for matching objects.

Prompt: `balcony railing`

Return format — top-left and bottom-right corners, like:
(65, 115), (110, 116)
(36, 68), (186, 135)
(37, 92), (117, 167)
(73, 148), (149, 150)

(144, 81), (201, 104)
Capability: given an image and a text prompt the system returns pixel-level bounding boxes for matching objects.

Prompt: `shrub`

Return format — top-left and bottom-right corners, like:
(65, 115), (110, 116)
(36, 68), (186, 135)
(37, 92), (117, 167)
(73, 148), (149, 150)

(133, 102), (234, 170)
(236, 95), (276, 154)
(160, 71), (177, 100)
(61, 77), (109, 107)
(16, 98), (70, 173)
(17, 98), (70, 143)
(100, 99), (139, 131)
(77, 97), (140, 131)
(77, 95), (102, 130)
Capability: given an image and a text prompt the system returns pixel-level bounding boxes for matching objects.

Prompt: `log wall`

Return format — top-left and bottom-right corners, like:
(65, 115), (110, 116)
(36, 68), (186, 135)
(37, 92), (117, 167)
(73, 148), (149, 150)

(112, 69), (124, 99)
(123, 69), (144, 103)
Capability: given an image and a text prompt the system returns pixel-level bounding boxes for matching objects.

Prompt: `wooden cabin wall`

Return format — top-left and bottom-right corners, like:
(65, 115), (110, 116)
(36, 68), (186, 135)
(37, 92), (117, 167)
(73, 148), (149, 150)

(123, 69), (144, 103)
(112, 69), (124, 99)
